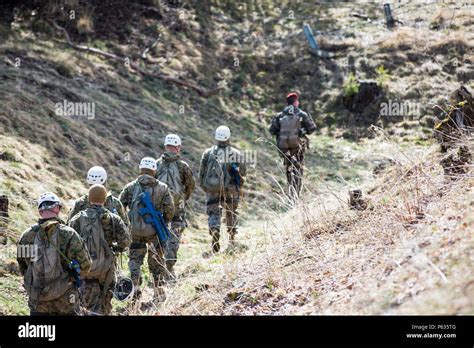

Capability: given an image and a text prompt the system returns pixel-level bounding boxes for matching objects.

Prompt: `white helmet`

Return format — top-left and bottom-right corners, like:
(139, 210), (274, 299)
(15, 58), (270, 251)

(215, 125), (231, 141)
(87, 166), (107, 185)
(139, 157), (157, 171)
(164, 134), (181, 146)
(38, 192), (62, 210)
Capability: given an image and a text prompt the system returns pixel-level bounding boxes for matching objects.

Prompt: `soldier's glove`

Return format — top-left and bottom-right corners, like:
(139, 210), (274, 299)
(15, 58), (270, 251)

(299, 129), (307, 137)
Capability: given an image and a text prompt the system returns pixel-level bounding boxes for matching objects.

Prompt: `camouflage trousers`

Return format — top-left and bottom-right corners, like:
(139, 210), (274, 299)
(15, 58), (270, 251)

(129, 235), (167, 287)
(81, 266), (115, 315)
(165, 207), (187, 271)
(29, 286), (80, 315)
(281, 146), (305, 197)
(206, 186), (240, 238)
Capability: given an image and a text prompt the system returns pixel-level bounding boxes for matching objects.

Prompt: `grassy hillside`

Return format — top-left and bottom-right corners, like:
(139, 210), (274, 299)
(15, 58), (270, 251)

(0, 0), (473, 315)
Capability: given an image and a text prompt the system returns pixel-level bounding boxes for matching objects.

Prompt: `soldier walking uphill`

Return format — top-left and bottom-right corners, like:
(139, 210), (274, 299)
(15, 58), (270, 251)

(199, 126), (246, 256)
(269, 92), (316, 198)
(119, 157), (175, 303)
(156, 134), (195, 280)
(67, 166), (129, 226)
(17, 192), (92, 315)
(69, 184), (131, 315)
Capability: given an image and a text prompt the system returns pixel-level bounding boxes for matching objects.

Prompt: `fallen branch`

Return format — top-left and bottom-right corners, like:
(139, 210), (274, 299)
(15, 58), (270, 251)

(351, 13), (370, 21)
(51, 21), (219, 97)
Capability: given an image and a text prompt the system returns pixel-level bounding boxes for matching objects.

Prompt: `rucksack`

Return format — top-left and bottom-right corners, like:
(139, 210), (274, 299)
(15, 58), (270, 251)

(77, 209), (114, 281)
(202, 146), (232, 193)
(156, 159), (184, 205)
(23, 224), (71, 301)
(277, 108), (302, 151)
(128, 181), (159, 238)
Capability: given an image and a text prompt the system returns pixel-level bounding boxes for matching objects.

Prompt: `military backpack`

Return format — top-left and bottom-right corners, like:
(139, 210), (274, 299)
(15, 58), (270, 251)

(277, 107), (302, 151)
(76, 208), (114, 280)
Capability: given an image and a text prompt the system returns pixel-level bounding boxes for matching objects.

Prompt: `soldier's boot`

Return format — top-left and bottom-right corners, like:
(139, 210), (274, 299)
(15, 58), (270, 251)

(227, 230), (237, 253)
(165, 261), (177, 283)
(226, 230), (246, 253)
(211, 229), (220, 253)
(203, 229), (220, 258)
(130, 277), (142, 305)
(153, 281), (166, 304)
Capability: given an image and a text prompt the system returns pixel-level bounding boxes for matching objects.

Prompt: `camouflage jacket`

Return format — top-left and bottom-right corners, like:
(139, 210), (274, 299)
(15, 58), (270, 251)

(269, 106), (316, 137)
(199, 143), (247, 188)
(119, 174), (175, 222)
(69, 205), (131, 252)
(66, 192), (129, 226)
(156, 152), (196, 201)
(17, 217), (92, 277)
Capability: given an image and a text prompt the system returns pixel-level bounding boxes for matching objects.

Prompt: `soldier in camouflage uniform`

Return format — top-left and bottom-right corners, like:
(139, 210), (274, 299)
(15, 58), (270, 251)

(69, 185), (131, 315)
(434, 85), (474, 152)
(67, 166), (129, 226)
(156, 134), (195, 280)
(17, 192), (92, 315)
(269, 92), (316, 198)
(119, 157), (174, 302)
(199, 126), (247, 255)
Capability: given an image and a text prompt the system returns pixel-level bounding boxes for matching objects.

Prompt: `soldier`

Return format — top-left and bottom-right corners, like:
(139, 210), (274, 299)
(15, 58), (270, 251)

(434, 85), (474, 152)
(199, 125), (247, 256)
(67, 166), (129, 226)
(17, 192), (92, 315)
(69, 184), (131, 315)
(156, 134), (195, 281)
(269, 92), (316, 198)
(119, 157), (175, 303)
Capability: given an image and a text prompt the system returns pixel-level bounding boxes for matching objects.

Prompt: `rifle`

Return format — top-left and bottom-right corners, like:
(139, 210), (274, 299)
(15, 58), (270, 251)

(138, 191), (171, 243)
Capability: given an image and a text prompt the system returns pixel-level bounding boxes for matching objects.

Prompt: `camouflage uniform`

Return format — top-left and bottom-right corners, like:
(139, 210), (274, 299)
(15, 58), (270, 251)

(69, 205), (131, 315)
(17, 218), (92, 315)
(67, 192), (129, 226)
(269, 105), (316, 197)
(199, 144), (247, 251)
(434, 86), (474, 153)
(156, 152), (195, 275)
(119, 175), (174, 289)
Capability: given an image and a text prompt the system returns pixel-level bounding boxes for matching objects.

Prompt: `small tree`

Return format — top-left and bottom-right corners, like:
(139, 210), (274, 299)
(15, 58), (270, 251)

(343, 72), (360, 98)
(375, 65), (391, 88)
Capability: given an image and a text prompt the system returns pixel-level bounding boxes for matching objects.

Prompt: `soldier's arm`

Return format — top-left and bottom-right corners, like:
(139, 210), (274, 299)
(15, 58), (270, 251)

(66, 230), (92, 276)
(181, 162), (196, 201)
(17, 228), (34, 276)
(66, 200), (80, 225)
(268, 115), (280, 136)
(198, 151), (209, 187)
(68, 214), (81, 235)
(301, 112), (317, 135)
(239, 162), (247, 177)
(161, 186), (175, 222)
(111, 215), (131, 251)
(115, 198), (130, 226)
(118, 183), (132, 211)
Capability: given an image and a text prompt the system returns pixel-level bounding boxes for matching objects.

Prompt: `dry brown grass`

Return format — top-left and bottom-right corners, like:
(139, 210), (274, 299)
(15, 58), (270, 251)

(427, 32), (472, 55)
(378, 27), (421, 51)
(150, 134), (473, 315)
(317, 36), (361, 52)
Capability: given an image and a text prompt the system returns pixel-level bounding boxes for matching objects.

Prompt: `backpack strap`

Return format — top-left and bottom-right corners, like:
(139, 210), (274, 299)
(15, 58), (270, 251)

(130, 180), (144, 207)
(131, 181), (157, 211)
